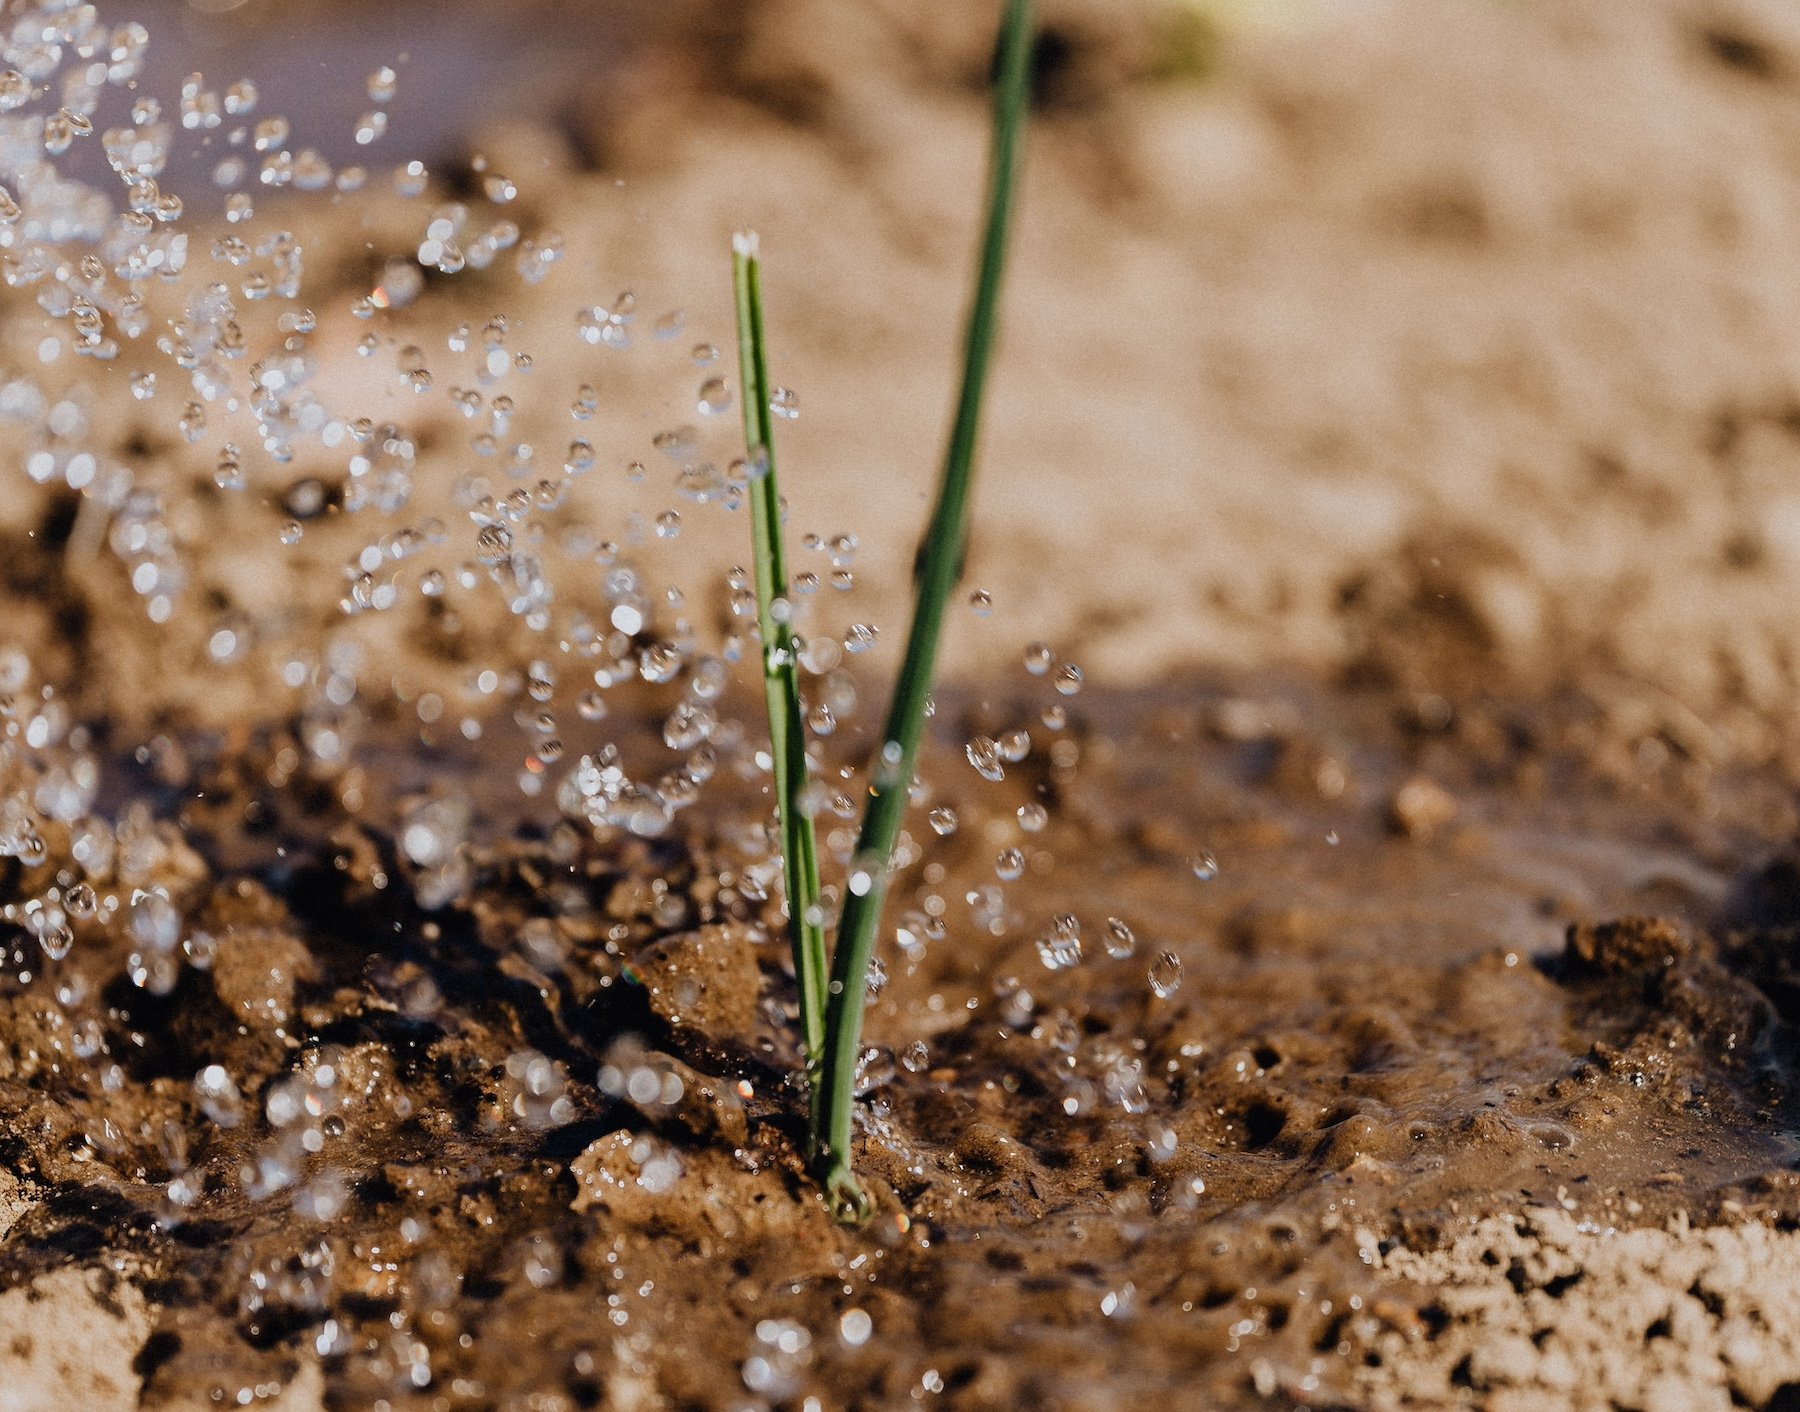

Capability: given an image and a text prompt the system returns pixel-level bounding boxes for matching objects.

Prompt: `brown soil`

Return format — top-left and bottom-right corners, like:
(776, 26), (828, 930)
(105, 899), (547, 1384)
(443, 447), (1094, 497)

(7, 0), (1800, 1409)
(13, 670), (1800, 1412)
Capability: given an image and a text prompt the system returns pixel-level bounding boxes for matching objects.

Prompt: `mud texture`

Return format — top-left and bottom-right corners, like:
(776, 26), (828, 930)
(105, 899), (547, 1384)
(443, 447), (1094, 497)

(0, 670), (1796, 1410)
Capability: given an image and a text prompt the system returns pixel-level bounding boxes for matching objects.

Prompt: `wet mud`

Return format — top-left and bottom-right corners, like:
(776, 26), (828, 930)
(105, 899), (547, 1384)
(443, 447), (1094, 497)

(2, 660), (1799, 1409)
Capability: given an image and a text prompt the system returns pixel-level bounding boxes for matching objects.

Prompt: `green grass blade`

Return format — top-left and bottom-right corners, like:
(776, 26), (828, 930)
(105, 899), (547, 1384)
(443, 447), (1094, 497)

(732, 233), (829, 1088)
(813, 0), (1035, 1221)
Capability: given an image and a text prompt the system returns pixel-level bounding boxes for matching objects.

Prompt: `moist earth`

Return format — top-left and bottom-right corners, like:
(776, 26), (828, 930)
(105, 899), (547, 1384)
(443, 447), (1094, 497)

(4, 663), (1800, 1411)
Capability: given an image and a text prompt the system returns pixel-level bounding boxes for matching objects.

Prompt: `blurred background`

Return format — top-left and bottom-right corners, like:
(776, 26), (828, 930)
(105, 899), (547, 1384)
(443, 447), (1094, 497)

(16, 0), (1800, 779)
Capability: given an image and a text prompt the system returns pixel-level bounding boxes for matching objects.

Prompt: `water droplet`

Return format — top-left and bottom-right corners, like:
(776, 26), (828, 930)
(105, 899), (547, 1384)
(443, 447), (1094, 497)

(639, 642), (683, 684)
(129, 891), (181, 953)
(1148, 950), (1183, 999)
(1528, 1121), (1576, 1152)
(129, 949), (180, 993)
(394, 160), (429, 200)
(1189, 851), (1218, 882)
(1017, 802), (1048, 833)
(38, 922), (72, 961)
(194, 1064), (244, 1126)
(1037, 915), (1083, 971)
(995, 847), (1025, 881)
(43, 111), (77, 156)
(213, 445), (243, 491)
(284, 477), (328, 518)
(928, 806), (958, 836)
(769, 386), (799, 419)
(696, 377), (732, 415)
(1024, 642), (1053, 675)
(662, 702), (713, 751)
(565, 439), (596, 476)
(1053, 663), (1084, 696)
(651, 426), (698, 462)
(400, 796), (469, 869)
(1103, 917), (1137, 959)
(965, 736), (1004, 782)
(969, 589), (993, 617)
(475, 524), (512, 562)
(839, 1309), (873, 1347)
(864, 955), (888, 998)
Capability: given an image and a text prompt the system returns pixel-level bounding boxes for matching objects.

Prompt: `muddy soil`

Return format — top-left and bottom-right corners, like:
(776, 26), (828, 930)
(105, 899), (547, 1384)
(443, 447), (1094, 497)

(7, 0), (1800, 1409)
(9, 657), (1800, 1412)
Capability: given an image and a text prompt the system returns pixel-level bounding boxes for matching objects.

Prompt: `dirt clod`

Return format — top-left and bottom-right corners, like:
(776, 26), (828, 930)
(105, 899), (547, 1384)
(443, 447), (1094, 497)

(627, 923), (765, 1044)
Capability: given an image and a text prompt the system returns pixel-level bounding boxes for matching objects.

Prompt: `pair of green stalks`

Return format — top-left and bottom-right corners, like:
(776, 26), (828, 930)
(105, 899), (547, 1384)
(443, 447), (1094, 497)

(730, 0), (1035, 1221)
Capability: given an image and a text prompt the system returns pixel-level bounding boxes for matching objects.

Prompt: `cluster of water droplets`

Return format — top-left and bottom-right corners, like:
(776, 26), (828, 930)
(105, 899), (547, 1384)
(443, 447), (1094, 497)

(0, 14), (1223, 1368)
(0, 650), (219, 987)
(0, 0), (985, 830)
(0, 12), (1250, 1410)
(499, 1048), (576, 1130)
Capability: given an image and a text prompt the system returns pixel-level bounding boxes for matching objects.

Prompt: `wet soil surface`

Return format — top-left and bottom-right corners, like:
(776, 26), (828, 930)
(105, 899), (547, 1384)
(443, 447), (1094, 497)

(6, 668), (1800, 1410)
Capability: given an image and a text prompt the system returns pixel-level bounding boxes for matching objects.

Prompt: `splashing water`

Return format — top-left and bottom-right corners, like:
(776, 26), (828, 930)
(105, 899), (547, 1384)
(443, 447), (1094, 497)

(0, 14), (1216, 1386)
(1148, 949), (1184, 999)
(1037, 913), (1083, 970)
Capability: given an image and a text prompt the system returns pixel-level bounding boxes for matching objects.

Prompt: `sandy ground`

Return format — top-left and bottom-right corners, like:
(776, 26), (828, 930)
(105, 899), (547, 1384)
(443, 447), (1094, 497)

(1364, 1209), (1800, 1411)
(452, 0), (1800, 731)
(24, 0), (1800, 763)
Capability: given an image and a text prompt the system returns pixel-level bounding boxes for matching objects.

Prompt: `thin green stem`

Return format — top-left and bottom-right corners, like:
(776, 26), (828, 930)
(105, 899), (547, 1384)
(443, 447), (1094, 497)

(733, 234), (829, 1098)
(813, 0), (1035, 1221)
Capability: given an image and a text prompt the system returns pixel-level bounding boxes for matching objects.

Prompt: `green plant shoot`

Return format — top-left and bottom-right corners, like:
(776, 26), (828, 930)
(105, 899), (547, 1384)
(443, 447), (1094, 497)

(814, 0), (1036, 1221)
(732, 232), (829, 1096)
